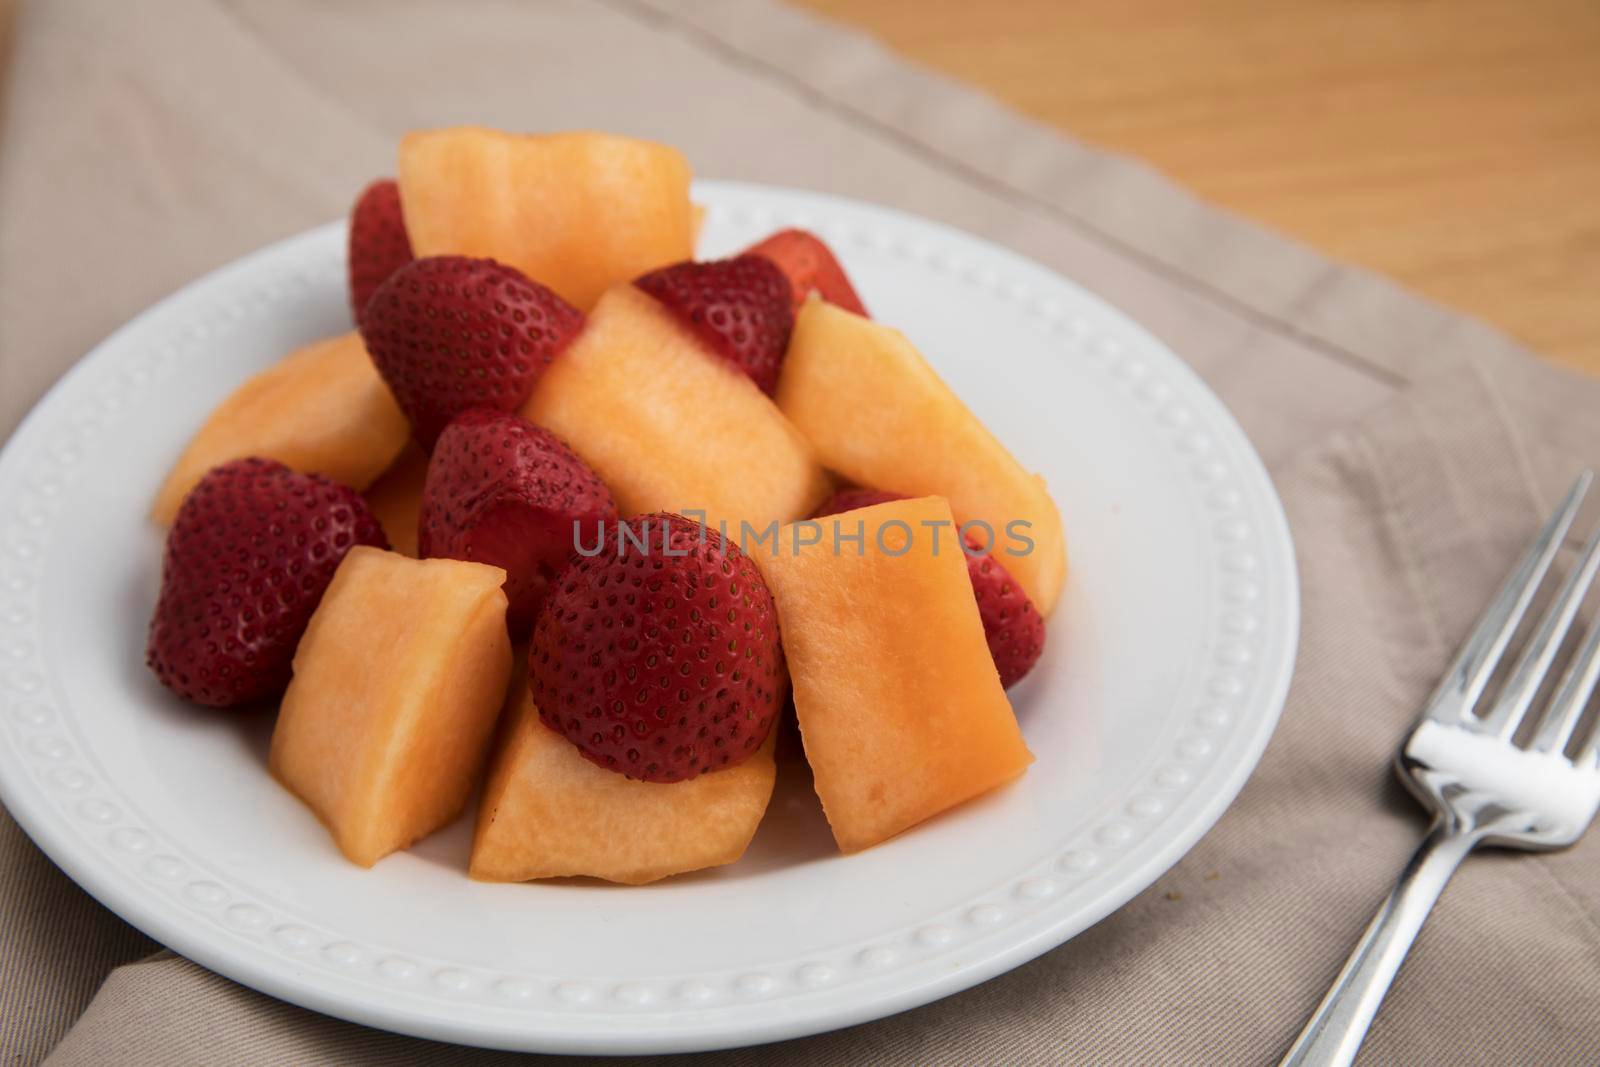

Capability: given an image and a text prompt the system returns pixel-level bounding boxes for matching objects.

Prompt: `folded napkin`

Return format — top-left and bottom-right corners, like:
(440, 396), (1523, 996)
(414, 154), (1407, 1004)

(3, 1), (1598, 1063)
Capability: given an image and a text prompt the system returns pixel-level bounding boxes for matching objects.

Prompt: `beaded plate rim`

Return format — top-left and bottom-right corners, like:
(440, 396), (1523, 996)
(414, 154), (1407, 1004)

(0, 181), (1298, 1054)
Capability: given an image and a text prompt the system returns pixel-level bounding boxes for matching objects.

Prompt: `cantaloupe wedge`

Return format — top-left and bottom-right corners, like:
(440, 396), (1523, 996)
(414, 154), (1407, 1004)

(522, 284), (829, 533)
(269, 547), (512, 867)
(398, 127), (693, 310)
(778, 302), (1067, 615)
(753, 496), (1032, 852)
(361, 442), (428, 557)
(471, 676), (777, 884)
(151, 332), (409, 525)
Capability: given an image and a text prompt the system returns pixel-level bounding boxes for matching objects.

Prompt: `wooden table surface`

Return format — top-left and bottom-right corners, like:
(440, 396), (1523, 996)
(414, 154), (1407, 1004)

(2, 1), (1592, 373)
(798, 0), (1600, 376)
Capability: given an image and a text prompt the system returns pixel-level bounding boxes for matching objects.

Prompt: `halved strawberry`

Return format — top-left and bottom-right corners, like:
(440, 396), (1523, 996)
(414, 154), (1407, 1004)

(347, 179), (414, 323)
(361, 256), (584, 450)
(633, 255), (793, 394)
(814, 488), (1045, 687)
(419, 409), (617, 635)
(529, 513), (785, 783)
(146, 458), (388, 708)
(743, 228), (868, 317)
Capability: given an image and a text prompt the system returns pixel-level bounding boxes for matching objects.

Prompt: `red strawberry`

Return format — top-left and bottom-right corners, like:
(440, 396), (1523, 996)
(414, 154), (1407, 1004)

(813, 488), (1045, 687)
(361, 256), (584, 450)
(633, 255), (793, 394)
(967, 548), (1046, 688)
(347, 179), (414, 323)
(812, 487), (901, 517)
(146, 458), (388, 708)
(419, 409), (617, 635)
(529, 513), (784, 783)
(743, 228), (868, 317)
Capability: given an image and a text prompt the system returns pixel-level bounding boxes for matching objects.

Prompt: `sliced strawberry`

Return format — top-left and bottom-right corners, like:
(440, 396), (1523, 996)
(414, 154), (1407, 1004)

(419, 409), (616, 635)
(361, 256), (584, 450)
(743, 228), (868, 317)
(633, 255), (793, 394)
(347, 179), (414, 323)
(529, 513), (785, 783)
(146, 458), (388, 708)
(814, 487), (1045, 687)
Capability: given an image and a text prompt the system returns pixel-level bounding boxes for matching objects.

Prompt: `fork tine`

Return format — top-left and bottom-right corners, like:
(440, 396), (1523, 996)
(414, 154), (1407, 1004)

(1484, 522), (1600, 737)
(1533, 589), (1600, 756)
(1422, 470), (1592, 724)
(1578, 692), (1600, 770)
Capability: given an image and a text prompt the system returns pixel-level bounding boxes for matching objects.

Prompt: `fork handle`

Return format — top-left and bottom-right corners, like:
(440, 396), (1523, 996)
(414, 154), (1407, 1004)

(1280, 819), (1477, 1066)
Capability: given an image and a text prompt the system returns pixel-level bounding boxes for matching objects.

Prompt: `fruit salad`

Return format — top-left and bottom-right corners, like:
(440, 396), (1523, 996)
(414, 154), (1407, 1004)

(143, 127), (1067, 883)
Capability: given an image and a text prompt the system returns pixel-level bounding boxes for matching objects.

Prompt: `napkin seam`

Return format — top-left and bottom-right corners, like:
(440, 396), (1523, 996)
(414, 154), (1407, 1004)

(200, 0), (1397, 402)
(1475, 352), (1559, 522)
(1374, 386), (1533, 640)
(1351, 430), (1449, 665)
(612, 0), (1425, 392)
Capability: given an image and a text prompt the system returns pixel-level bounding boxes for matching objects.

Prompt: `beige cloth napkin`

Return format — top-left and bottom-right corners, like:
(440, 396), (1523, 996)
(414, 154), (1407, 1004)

(3, 1), (1599, 1063)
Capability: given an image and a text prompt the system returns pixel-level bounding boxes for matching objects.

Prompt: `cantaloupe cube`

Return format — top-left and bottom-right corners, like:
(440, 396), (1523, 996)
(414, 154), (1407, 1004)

(398, 127), (693, 310)
(522, 284), (829, 533)
(753, 496), (1032, 852)
(471, 676), (776, 885)
(778, 302), (1067, 615)
(269, 547), (512, 867)
(361, 442), (428, 557)
(152, 332), (409, 525)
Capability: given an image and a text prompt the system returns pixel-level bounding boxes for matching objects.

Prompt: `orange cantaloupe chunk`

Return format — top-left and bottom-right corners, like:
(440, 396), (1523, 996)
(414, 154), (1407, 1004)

(753, 496), (1032, 852)
(398, 127), (693, 310)
(691, 202), (707, 250)
(151, 332), (408, 525)
(522, 284), (829, 532)
(361, 442), (429, 557)
(269, 547), (512, 867)
(471, 675), (777, 884)
(778, 302), (1067, 615)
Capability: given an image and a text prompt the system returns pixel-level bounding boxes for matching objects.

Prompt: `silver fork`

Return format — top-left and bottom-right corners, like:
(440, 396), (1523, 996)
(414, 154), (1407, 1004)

(1282, 470), (1600, 1067)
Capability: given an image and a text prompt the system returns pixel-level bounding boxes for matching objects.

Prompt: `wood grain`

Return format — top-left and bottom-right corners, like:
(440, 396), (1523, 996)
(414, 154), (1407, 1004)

(797, 0), (1600, 375)
(1, 0), (1592, 370)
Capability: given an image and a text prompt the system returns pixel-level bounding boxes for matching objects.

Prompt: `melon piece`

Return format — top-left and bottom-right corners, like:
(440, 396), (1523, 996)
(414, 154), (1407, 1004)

(269, 547), (512, 867)
(362, 442), (428, 557)
(753, 496), (1032, 852)
(152, 332), (409, 525)
(398, 127), (693, 310)
(522, 284), (829, 533)
(778, 302), (1067, 615)
(471, 676), (777, 884)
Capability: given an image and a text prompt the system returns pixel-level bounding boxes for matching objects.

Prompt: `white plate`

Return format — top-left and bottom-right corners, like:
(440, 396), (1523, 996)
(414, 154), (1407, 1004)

(0, 182), (1297, 1055)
